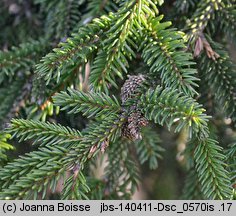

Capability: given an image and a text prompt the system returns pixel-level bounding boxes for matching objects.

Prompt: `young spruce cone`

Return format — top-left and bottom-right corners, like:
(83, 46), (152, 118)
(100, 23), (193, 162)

(121, 75), (148, 141)
(121, 74), (145, 103)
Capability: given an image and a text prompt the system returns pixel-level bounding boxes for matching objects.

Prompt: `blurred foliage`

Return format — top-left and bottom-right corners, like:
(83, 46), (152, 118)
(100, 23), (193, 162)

(0, 0), (235, 200)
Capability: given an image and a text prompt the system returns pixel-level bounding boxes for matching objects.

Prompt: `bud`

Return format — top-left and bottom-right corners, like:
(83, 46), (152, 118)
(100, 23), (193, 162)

(100, 139), (109, 153)
(88, 144), (98, 158)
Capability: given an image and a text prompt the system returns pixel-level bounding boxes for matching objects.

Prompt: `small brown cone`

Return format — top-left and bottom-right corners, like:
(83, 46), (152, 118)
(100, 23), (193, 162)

(121, 74), (145, 103)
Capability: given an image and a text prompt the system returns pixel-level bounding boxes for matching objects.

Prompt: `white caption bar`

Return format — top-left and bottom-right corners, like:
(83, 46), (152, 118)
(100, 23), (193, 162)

(0, 201), (235, 216)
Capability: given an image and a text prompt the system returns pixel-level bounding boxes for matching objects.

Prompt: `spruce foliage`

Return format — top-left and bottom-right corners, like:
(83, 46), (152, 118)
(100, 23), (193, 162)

(0, 0), (235, 200)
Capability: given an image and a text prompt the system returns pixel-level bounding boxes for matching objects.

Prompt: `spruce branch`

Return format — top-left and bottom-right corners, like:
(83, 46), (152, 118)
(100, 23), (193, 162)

(90, 0), (159, 92)
(0, 132), (14, 166)
(61, 171), (90, 200)
(90, 1), (139, 92)
(0, 78), (26, 127)
(84, 0), (118, 19)
(36, 15), (112, 84)
(1, 0), (235, 201)
(60, 114), (127, 199)
(0, 38), (49, 83)
(104, 140), (140, 198)
(193, 138), (232, 199)
(181, 127), (205, 200)
(141, 16), (199, 97)
(84, 178), (107, 200)
(182, 169), (203, 199)
(66, 113), (126, 166)
(226, 142), (236, 196)
(198, 36), (236, 123)
(53, 88), (121, 118)
(8, 119), (82, 146)
(137, 86), (210, 138)
(174, 0), (199, 14)
(34, 0), (84, 39)
(134, 126), (164, 170)
(0, 112), (125, 199)
(186, 0), (225, 41)
(0, 145), (69, 199)
(215, 3), (236, 42)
